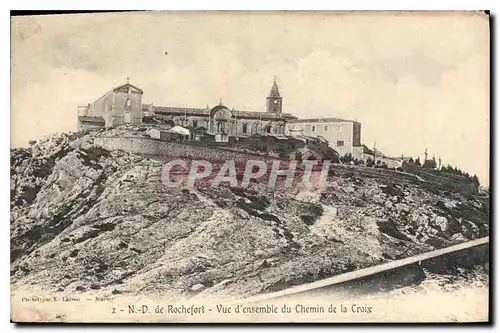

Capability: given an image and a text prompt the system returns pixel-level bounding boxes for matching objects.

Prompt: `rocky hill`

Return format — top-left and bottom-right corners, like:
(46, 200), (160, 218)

(10, 129), (489, 300)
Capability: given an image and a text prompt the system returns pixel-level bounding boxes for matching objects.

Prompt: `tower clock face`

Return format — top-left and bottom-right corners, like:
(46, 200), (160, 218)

(273, 99), (279, 104)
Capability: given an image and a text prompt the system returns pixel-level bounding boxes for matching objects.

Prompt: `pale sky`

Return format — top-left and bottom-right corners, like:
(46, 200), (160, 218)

(11, 11), (490, 184)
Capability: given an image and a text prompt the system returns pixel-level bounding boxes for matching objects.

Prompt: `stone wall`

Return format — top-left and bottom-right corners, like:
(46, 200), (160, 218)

(86, 92), (113, 119)
(362, 153), (403, 169)
(93, 136), (272, 163)
(285, 120), (358, 157)
(352, 146), (364, 160)
(156, 113), (287, 136)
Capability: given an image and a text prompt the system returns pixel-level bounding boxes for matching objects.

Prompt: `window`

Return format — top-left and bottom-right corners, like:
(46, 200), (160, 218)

(266, 126), (271, 133)
(337, 140), (344, 147)
(337, 125), (343, 132)
(324, 125), (328, 132)
(242, 123), (248, 134)
(193, 120), (198, 128)
(312, 125), (316, 132)
(125, 98), (132, 107)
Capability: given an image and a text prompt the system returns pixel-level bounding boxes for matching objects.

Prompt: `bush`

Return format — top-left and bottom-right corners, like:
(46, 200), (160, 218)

(340, 153), (353, 164)
(330, 155), (340, 164)
(279, 151), (289, 159)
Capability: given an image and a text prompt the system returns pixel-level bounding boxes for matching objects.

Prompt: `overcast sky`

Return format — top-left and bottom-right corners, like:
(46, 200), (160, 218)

(11, 11), (489, 184)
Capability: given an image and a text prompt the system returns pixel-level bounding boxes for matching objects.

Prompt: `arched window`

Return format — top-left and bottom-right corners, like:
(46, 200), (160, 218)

(193, 120), (198, 128)
(125, 98), (132, 107)
(242, 123), (248, 134)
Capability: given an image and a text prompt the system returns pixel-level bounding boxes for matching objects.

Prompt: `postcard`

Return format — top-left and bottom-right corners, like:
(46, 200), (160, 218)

(10, 11), (490, 323)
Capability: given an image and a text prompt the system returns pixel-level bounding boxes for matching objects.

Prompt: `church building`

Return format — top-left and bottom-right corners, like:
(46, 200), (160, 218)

(78, 78), (297, 142)
(77, 77), (363, 158)
(77, 81), (144, 129)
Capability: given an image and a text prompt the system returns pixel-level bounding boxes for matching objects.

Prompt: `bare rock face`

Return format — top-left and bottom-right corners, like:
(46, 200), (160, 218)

(10, 130), (490, 300)
(434, 216), (449, 232)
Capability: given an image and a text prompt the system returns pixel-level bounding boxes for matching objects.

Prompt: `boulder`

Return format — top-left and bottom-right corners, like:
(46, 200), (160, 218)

(190, 283), (205, 291)
(434, 216), (449, 232)
(451, 233), (468, 242)
(395, 203), (410, 214)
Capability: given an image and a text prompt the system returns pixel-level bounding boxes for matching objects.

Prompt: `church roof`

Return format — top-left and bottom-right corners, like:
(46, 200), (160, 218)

(268, 78), (281, 98)
(149, 105), (297, 121)
(112, 83), (143, 94)
(84, 82), (143, 113)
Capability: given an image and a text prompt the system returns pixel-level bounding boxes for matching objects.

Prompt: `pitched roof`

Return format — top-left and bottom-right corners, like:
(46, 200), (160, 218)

(153, 106), (209, 116)
(112, 83), (143, 94)
(149, 105), (297, 121)
(268, 78), (281, 98)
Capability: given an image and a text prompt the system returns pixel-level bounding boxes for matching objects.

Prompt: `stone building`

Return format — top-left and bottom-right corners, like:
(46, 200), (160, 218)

(285, 118), (364, 159)
(78, 78), (297, 142)
(77, 81), (144, 130)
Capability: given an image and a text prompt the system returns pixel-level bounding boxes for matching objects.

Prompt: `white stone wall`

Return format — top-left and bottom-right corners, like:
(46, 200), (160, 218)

(285, 121), (357, 157)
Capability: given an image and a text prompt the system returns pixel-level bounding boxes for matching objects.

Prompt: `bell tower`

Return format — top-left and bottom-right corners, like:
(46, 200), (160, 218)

(266, 76), (282, 114)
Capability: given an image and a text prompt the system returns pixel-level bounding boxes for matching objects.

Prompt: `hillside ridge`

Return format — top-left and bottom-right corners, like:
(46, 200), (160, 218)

(10, 128), (489, 300)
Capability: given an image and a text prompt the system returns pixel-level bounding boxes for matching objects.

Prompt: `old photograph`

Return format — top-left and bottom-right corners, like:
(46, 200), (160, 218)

(10, 11), (490, 323)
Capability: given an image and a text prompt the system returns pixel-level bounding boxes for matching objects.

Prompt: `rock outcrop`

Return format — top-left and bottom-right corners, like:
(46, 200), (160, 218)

(10, 129), (490, 300)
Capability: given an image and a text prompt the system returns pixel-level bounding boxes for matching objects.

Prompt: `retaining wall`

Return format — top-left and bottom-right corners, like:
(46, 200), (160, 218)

(93, 136), (273, 163)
